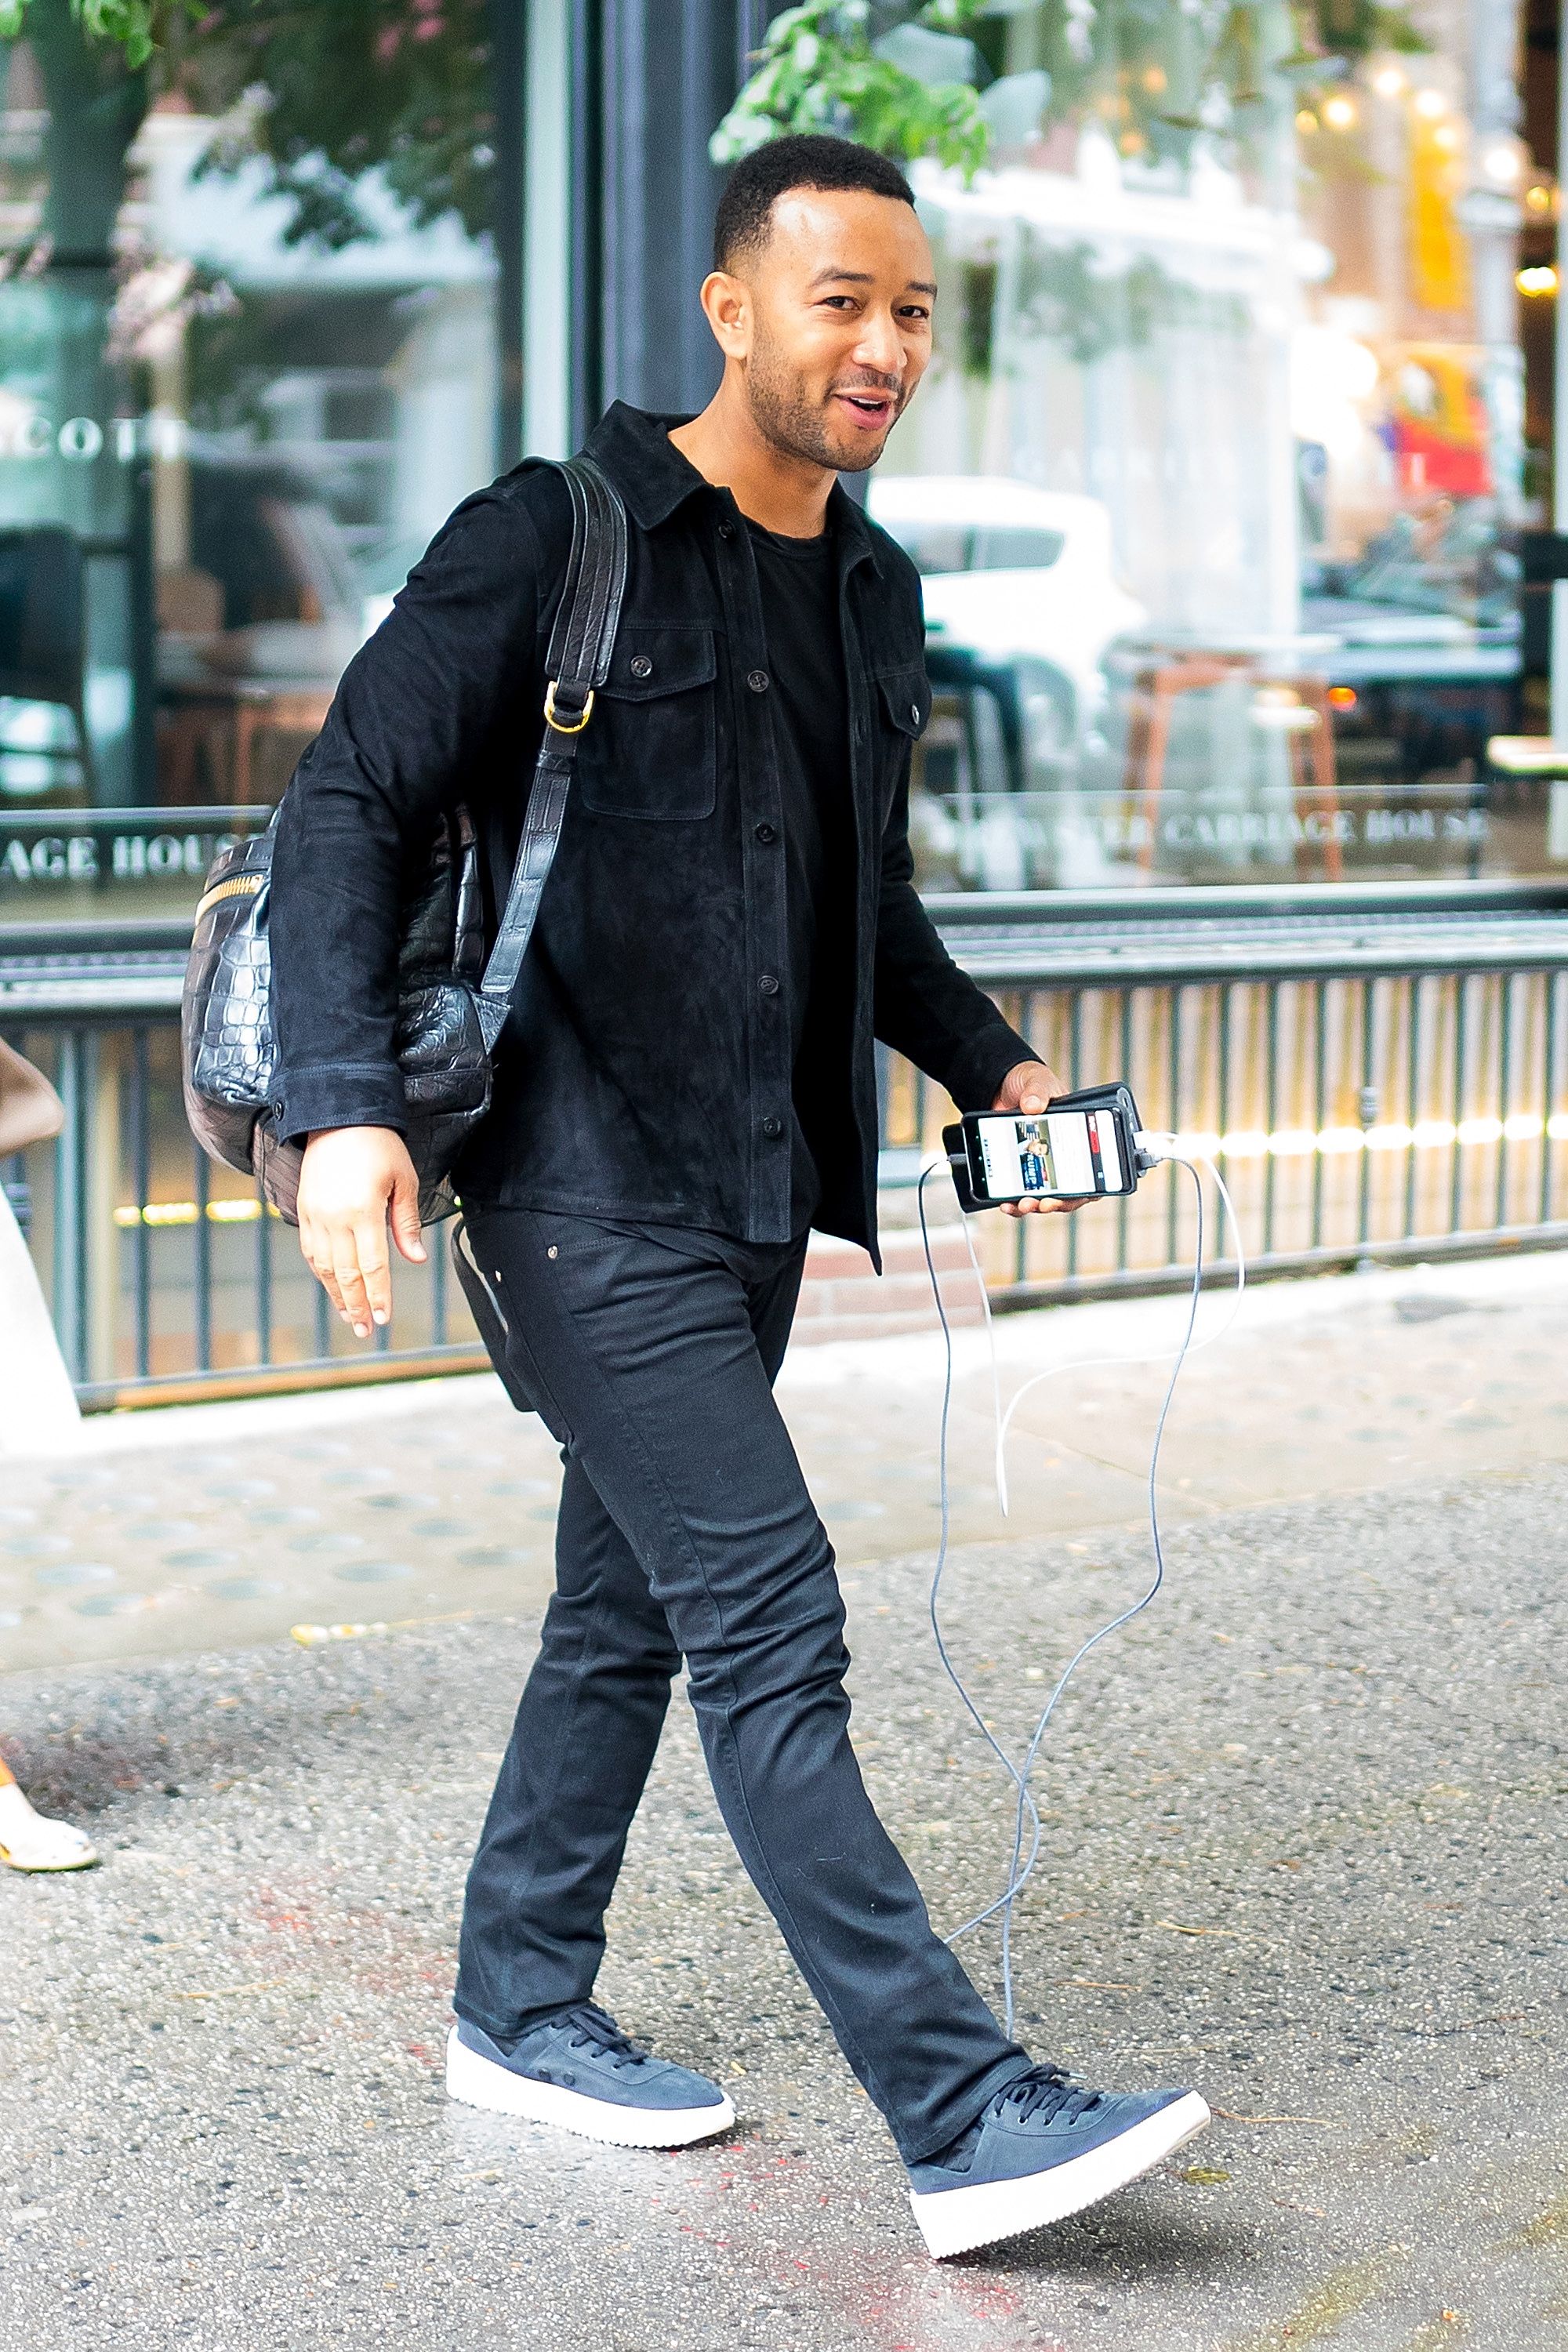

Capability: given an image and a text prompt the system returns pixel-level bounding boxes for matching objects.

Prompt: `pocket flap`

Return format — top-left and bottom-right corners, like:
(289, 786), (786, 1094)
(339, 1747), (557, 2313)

(876, 667), (931, 739)
(600, 625), (717, 701)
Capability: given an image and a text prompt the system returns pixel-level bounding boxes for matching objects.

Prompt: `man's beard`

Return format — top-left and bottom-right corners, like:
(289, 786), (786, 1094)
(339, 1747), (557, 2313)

(745, 335), (903, 474)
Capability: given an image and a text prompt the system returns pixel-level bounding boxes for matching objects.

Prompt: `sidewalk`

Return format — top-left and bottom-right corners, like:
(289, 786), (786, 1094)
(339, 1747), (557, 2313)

(4, 1249), (1567, 1674)
(4, 1254), (1568, 2350)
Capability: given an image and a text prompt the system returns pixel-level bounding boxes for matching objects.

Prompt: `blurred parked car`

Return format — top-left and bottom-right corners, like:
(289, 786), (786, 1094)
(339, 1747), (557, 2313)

(866, 474), (1145, 758)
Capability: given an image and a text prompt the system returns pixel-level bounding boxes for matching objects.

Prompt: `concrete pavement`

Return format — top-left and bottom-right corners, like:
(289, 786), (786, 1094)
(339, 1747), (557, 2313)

(2, 1253), (1567, 2350)
(4, 1247), (1568, 1675)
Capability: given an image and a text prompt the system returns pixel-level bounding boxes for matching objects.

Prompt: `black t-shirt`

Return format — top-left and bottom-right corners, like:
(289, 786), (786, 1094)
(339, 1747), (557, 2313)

(746, 517), (853, 1232)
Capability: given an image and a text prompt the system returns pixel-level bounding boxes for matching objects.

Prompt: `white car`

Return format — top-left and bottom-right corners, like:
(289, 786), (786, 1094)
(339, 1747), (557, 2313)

(866, 474), (1145, 750)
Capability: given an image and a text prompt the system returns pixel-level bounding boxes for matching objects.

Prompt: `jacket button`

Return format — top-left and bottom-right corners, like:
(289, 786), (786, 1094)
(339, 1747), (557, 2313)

(909, 702), (921, 725)
(630, 654), (653, 679)
(747, 669), (770, 693)
(760, 1115), (783, 1139)
(718, 520), (735, 540)
(754, 822), (776, 844)
(758, 972), (779, 996)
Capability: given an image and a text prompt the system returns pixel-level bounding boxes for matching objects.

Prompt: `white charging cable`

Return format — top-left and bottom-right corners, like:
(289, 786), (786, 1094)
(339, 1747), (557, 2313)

(916, 1139), (1246, 2037)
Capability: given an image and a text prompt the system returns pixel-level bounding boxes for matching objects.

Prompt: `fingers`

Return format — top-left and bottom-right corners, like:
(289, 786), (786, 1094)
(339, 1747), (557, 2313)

(353, 1214), (394, 1330)
(331, 1231), (376, 1340)
(299, 1215), (349, 1321)
(389, 1166), (426, 1266)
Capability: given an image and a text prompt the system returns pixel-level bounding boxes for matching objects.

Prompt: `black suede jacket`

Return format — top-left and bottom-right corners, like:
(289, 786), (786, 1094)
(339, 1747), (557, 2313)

(270, 401), (1033, 1264)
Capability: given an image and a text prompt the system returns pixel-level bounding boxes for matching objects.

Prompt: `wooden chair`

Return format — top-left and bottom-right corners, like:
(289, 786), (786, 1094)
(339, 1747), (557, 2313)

(1120, 648), (1342, 880)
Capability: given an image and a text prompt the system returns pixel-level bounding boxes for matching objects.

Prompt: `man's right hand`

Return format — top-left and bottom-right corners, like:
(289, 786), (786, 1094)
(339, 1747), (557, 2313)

(297, 1126), (426, 1339)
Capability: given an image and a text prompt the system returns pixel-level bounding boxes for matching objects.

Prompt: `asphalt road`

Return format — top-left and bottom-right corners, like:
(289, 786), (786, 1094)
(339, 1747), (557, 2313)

(3, 1440), (1566, 2350)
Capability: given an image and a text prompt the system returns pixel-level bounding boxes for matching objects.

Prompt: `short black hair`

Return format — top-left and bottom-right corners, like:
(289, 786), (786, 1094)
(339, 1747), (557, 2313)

(713, 133), (916, 273)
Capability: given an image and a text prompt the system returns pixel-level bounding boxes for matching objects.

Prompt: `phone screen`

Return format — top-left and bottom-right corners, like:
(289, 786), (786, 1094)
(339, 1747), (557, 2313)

(972, 1109), (1127, 1200)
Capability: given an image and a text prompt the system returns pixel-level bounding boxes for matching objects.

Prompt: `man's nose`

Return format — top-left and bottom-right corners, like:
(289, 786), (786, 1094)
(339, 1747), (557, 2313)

(849, 308), (905, 379)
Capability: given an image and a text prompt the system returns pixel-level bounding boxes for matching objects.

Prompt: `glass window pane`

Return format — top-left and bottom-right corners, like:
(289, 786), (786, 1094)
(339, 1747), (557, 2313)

(877, 2), (1538, 893)
(0, 9), (503, 924)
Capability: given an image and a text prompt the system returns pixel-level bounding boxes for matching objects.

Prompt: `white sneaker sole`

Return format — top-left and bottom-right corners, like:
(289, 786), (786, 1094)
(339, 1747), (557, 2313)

(444, 2025), (735, 2149)
(911, 2091), (1212, 2259)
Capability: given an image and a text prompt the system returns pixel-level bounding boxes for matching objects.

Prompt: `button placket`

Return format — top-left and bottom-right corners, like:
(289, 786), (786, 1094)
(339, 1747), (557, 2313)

(725, 504), (791, 1234)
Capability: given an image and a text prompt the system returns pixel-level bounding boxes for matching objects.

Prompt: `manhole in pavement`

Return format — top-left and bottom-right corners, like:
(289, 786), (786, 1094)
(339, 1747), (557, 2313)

(1394, 1294), (1469, 1323)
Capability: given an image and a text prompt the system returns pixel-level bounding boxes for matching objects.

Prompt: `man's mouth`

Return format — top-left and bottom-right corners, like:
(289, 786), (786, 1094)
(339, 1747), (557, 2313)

(833, 387), (897, 431)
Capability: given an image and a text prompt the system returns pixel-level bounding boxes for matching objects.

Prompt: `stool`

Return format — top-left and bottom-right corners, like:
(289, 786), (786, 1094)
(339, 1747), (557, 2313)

(1120, 652), (1342, 880)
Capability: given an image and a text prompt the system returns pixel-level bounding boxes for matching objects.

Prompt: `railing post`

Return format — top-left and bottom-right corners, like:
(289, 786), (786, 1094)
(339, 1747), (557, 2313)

(51, 1028), (85, 1386)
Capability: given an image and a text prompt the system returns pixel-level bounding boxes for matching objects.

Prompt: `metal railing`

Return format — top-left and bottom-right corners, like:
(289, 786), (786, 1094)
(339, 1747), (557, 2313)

(7, 887), (1568, 1404)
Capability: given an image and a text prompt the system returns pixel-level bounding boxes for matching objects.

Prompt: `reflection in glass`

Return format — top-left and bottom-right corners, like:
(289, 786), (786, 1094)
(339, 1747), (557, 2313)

(874, 0), (1535, 893)
(0, 6), (498, 853)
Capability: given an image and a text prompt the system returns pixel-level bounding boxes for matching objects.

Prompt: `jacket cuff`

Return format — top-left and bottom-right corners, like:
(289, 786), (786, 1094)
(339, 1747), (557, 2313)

(271, 1062), (408, 1149)
(944, 1023), (1039, 1113)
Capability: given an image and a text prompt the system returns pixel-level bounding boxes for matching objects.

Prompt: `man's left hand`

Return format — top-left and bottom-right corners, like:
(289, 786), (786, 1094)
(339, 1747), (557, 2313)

(991, 1059), (1090, 1218)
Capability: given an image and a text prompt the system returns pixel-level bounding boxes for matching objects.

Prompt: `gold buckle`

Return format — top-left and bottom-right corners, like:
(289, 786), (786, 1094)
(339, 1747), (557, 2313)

(543, 681), (594, 735)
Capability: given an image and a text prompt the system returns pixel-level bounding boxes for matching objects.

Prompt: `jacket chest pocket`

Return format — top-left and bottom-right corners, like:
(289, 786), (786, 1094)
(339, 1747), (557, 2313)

(872, 666), (931, 800)
(575, 623), (717, 821)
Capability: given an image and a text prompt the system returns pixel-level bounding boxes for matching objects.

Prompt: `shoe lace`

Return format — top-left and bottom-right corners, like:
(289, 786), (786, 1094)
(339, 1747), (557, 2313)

(922, 2064), (1105, 2176)
(558, 2002), (647, 2074)
(998, 2063), (1104, 2129)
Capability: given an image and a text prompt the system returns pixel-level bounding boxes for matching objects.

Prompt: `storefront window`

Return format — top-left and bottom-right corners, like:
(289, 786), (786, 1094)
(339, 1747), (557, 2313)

(0, 4), (501, 921)
(845, 2), (1541, 891)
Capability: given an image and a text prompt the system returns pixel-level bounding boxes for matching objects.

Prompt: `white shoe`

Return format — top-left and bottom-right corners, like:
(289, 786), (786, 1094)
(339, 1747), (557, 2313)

(0, 1779), (98, 1871)
(908, 2068), (1210, 2259)
(446, 2010), (735, 2148)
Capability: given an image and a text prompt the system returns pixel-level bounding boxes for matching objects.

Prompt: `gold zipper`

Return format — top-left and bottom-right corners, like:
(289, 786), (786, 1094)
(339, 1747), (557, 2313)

(195, 872), (264, 921)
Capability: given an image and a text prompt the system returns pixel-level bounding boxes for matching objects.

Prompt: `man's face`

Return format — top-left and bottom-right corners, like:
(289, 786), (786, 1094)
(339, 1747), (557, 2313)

(724, 187), (935, 473)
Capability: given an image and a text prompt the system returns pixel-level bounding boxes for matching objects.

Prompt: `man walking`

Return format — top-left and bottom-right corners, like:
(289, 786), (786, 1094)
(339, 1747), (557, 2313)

(271, 133), (1207, 2259)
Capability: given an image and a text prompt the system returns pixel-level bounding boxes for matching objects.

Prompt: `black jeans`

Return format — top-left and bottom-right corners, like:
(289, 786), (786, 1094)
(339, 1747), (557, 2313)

(452, 1209), (1029, 2164)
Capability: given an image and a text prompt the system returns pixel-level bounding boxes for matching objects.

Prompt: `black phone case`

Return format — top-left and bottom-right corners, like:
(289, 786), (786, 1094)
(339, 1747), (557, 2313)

(942, 1083), (1146, 1214)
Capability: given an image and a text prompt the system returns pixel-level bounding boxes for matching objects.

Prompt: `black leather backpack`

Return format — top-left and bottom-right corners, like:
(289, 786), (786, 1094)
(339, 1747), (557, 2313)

(180, 455), (628, 1230)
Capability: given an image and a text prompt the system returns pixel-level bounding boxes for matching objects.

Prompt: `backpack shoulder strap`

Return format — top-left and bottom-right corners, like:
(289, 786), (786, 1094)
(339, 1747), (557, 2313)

(475, 454), (629, 1040)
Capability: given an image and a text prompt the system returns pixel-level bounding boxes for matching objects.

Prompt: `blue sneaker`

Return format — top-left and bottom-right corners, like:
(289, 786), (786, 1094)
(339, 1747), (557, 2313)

(445, 2004), (735, 2148)
(908, 2065), (1210, 2257)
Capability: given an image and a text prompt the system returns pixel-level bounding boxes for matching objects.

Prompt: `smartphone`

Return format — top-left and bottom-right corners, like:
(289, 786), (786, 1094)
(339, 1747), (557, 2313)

(943, 1085), (1145, 1212)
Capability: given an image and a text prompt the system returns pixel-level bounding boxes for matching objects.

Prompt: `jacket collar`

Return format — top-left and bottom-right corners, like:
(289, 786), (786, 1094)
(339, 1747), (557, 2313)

(583, 401), (883, 579)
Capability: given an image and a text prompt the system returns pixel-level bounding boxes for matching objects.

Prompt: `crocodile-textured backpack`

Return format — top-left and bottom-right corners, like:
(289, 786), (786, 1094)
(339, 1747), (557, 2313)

(180, 455), (628, 1225)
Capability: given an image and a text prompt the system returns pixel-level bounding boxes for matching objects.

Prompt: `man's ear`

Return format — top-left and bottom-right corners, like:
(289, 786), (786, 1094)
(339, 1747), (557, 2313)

(699, 269), (751, 360)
